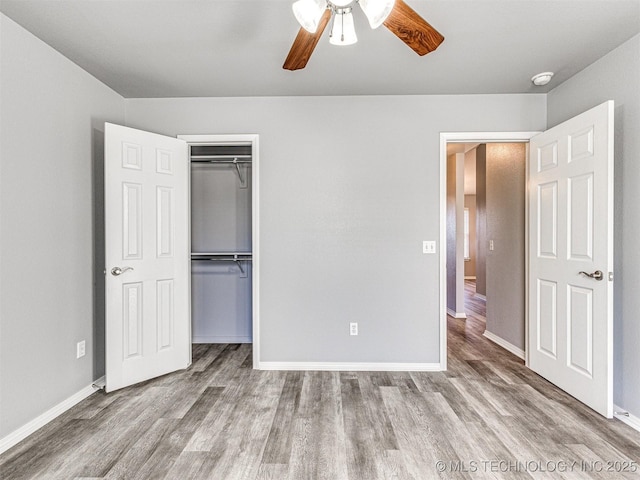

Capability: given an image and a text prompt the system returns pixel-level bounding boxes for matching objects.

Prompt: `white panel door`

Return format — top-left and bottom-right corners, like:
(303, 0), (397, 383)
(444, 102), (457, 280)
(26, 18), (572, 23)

(105, 123), (190, 392)
(528, 101), (614, 417)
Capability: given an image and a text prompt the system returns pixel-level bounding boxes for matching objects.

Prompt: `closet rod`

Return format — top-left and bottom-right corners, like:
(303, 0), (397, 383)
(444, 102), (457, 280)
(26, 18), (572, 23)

(191, 252), (252, 257)
(191, 257), (252, 261)
(191, 254), (251, 274)
(191, 155), (252, 161)
(191, 160), (252, 164)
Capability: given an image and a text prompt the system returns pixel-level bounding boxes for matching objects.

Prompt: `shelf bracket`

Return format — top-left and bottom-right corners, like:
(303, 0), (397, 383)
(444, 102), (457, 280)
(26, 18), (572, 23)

(233, 254), (245, 275)
(233, 158), (248, 188)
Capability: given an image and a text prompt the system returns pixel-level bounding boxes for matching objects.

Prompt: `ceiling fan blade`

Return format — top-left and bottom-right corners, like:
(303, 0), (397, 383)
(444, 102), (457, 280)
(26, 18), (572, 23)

(283, 9), (332, 71)
(383, 0), (444, 56)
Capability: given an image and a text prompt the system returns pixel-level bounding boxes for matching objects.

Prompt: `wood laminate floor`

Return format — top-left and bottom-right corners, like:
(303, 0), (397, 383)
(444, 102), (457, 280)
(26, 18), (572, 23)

(2, 307), (639, 479)
(463, 279), (486, 323)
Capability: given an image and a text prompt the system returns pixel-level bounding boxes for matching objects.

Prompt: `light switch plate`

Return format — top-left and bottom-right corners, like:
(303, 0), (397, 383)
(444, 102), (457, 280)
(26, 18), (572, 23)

(423, 241), (436, 254)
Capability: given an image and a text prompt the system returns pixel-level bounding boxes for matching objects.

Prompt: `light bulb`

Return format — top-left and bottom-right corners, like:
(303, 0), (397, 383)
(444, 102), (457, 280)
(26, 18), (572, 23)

(359, 0), (395, 29)
(292, 0), (326, 33)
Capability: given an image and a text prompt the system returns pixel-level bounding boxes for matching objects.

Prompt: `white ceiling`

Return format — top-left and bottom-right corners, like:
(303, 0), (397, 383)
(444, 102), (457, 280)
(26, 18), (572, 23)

(1, 0), (639, 98)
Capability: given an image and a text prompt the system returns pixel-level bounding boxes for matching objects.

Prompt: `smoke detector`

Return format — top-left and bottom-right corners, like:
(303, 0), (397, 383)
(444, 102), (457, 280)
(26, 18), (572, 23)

(532, 72), (554, 86)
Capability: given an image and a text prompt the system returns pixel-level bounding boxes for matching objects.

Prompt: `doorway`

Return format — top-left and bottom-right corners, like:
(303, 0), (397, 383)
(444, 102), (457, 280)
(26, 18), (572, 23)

(179, 134), (261, 368)
(438, 132), (538, 369)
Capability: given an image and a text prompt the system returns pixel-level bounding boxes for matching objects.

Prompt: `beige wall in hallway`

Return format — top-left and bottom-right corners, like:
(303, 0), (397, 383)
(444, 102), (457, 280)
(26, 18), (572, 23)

(485, 143), (526, 350)
(464, 195), (477, 277)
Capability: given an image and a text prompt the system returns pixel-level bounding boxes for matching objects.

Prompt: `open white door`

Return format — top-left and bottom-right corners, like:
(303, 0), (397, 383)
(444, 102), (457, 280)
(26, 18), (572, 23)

(105, 123), (190, 392)
(528, 101), (614, 417)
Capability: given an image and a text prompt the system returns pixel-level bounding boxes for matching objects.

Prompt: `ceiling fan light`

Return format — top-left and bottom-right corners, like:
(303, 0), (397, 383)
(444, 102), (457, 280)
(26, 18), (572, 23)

(359, 0), (395, 29)
(292, 0), (327, 33)
(330, 9), (357, 46)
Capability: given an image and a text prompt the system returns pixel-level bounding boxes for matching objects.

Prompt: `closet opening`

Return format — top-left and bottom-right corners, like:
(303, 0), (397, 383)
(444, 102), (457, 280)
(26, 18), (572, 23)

(179, 135), (259, 354)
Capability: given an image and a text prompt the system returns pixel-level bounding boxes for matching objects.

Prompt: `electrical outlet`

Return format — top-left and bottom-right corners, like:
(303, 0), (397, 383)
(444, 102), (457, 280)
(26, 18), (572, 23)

(489, 240), (494, 251)
(77, 340), (86, 359)
(350, 322), (358, 336)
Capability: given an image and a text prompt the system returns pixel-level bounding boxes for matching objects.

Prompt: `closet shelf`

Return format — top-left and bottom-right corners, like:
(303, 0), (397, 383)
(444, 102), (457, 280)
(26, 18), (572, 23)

(191, 252), (252, 257)
(191, 253), (252, 274)
(191, 155), (252, 162)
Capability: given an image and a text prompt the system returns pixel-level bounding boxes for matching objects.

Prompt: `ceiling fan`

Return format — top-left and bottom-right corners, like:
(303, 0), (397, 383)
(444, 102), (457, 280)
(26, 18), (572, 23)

(283, 0), (444, 70)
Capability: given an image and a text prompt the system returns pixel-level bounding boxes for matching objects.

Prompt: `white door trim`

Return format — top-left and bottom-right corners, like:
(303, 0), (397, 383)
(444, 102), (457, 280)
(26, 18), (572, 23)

(439, 131), (540, 369)
(178, 134), (260, 368)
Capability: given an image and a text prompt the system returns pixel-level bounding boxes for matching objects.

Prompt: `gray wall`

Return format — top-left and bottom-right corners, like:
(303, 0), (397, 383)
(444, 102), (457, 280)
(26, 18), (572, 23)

(464, 195), (477, 278)
(485, 144), (527, 350)
(126, 95), (546, 364)
(0, 14), (125, 437)
(475, 145), (487, 296)
(547, 34), (640, 417)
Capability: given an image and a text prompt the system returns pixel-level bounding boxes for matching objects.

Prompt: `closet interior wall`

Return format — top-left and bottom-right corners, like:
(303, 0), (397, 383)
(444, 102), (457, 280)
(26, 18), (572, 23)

(190, 143), (253, 343)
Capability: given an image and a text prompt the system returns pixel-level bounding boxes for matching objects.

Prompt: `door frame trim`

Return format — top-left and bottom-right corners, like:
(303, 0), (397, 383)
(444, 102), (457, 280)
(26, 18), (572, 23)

(178, 133), (260, 368)
(439, 131), (539, 369)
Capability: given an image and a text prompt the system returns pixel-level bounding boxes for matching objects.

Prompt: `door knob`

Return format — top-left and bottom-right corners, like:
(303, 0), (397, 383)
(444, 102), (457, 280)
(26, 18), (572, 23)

(579, 270), (603, 281)
(111, 266), (134, 276)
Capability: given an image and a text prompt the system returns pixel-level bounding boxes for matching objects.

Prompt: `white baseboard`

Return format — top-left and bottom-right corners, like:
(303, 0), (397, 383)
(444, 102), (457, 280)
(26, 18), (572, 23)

(447, 308), (467, 319)
(483, 330), (525, 360)
(475, 293), (486, 301)
(614, 404), (640, 433)
(257, 362), (443, 372)
(192, 336), (252, 343)
(0, 378), (102, 455)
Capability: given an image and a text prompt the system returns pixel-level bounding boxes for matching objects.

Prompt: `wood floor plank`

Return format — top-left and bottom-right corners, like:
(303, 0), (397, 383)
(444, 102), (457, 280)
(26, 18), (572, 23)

(74, 386), (180, 478)
(409, 371), (443, 392)
(380, 386), (466, 480)
(287, 371), (325, 480)
(357, 373), (399, 451)
(340, 375), (384, 480)
(261, 371), (303, 464)
(462, 421), (532, 480)
(102, 418), (177, 480)
(255, 463), (289, 480)
(183, 368), (260, 452)
(161, 451), (209, 480)
(222, 371), (284, 480)
(422, 393), (499, 480)
(315, 372), (349, 480)
(433, 380), (486, 424)
(190, 370), (281, 479)
(127, 386), (225, 479)
(379, 449), (413, 480)
(287, 417), (318, 480)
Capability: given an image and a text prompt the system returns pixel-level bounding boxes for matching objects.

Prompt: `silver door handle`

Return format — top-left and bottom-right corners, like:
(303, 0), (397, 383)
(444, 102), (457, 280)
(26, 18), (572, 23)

(579, 270), (603, 281)
(111, 266), (134, 276)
